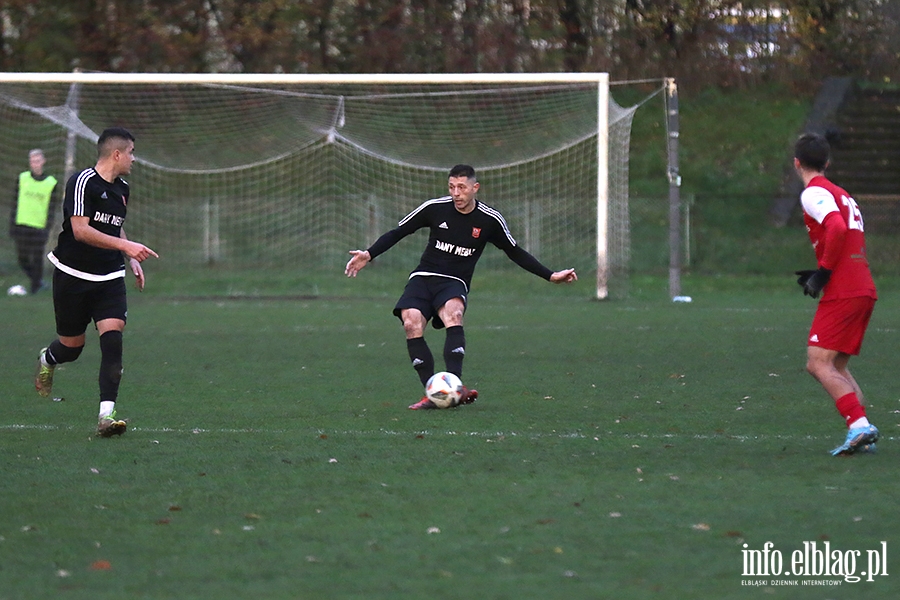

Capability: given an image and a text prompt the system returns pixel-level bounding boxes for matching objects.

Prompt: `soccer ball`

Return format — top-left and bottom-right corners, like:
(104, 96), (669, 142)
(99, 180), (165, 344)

(6, 284), (27, 296)
(425, 371), (464, 408)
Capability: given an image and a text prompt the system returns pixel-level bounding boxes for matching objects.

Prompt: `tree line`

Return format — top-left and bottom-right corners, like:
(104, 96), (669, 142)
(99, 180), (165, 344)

(1, 1), (896, 89)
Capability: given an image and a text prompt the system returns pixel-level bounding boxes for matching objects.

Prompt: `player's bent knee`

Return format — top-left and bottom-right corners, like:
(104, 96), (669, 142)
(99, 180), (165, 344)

(403, 320), (425, 338)
(49, 340), (84, 364)
(400, 309), (426, 337)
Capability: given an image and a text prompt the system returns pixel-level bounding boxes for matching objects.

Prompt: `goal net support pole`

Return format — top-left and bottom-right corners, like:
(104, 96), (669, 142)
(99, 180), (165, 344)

(596, 76), (611, 300)
(665, 77), (683, 300)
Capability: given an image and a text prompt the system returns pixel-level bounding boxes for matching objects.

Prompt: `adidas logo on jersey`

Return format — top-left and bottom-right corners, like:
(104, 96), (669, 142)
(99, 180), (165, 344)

(439, 222), (449, 229)
(810, 334), (819, 343)
(101, 191), (108, 199)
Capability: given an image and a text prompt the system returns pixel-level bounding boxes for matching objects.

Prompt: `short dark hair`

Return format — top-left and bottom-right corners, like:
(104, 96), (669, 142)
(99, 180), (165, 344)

(794, 133), (830, 172)
(97, 127), (135, 158)
(449, 164), (476, 180)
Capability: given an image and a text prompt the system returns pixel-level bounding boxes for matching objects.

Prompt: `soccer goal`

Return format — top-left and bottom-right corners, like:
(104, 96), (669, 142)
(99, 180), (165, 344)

(0, 72), (636, 299)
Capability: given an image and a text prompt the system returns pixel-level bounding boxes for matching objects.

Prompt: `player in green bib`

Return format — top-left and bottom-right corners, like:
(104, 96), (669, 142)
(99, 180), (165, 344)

(8, 149), (59, 293)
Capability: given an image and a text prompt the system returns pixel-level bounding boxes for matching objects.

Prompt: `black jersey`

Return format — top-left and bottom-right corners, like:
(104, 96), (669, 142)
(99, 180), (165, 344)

(48, 168), (129, 281)
(367, 196), (552, 290)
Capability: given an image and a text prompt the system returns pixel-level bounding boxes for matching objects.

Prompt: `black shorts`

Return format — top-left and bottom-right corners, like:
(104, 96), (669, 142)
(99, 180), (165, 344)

(393, 275), (468, 330)
(52, 269), (128, 336)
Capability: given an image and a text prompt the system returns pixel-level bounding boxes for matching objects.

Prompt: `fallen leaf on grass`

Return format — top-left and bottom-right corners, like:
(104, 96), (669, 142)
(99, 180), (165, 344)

(90, 560), (112, 571)
(692, 523), (711, 531)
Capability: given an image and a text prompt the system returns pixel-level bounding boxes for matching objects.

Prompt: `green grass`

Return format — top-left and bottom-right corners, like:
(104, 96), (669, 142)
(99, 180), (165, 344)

(2, 82), (899, 598)
(2, 272), (898, 599)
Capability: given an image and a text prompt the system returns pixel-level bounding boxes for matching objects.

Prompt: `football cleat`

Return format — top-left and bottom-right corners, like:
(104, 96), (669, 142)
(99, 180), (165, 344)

(458, 387), (478, 405)
(830, 424), (879, 456)
(858, 443), (877, 454)
(408, 396), (438, 410)
(35, 348), (55, 398)
(97, 412), (128, 437)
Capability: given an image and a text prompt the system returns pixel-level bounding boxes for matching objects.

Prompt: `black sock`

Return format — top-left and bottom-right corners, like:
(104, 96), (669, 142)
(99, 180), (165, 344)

(406, 336), (434, 387)
(46, 339), (83, 365)
(98, 330), (123, 403)
(443, 326), (466, 378)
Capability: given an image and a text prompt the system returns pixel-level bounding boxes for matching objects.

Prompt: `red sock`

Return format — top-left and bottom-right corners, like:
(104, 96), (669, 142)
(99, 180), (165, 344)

(834, 392), (866, 427)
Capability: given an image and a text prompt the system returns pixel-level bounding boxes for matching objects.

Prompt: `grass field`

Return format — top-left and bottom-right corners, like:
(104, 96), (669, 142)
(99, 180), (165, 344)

(1, 271), (898, 599)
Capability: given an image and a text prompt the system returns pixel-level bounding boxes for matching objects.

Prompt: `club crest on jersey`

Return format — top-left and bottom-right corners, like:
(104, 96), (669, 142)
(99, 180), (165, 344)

(471, 227), (481, 238)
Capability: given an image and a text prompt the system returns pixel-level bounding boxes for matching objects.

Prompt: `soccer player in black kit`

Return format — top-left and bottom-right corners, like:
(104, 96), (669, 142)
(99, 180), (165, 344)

(35, 127), (158, 436)
(345, 164), (577, 409)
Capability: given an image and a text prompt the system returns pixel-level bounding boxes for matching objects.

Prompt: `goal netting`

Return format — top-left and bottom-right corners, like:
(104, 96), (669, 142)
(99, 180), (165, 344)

(0, 73), (636, 298)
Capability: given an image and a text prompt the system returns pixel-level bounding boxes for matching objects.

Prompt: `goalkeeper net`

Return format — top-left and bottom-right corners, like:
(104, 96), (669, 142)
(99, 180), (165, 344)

(0, 73), (636, 298)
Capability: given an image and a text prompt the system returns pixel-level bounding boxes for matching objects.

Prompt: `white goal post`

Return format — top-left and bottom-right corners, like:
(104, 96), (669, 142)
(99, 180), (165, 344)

(0, 72), (636, 299)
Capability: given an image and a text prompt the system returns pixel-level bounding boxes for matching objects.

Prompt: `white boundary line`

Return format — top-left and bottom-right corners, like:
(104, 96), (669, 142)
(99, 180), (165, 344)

(1, 423), (892, 442)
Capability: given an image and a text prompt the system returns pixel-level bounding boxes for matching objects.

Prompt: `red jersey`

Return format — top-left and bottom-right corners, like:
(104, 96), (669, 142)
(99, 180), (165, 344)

(800, 175), (876, 301)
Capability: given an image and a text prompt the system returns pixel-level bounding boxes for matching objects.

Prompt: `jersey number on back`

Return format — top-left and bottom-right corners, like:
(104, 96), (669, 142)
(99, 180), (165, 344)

(842, 195), (864, 232)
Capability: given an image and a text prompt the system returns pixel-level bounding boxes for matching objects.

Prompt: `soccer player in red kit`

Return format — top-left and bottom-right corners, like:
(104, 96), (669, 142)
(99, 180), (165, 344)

(793, 133), (879, 456)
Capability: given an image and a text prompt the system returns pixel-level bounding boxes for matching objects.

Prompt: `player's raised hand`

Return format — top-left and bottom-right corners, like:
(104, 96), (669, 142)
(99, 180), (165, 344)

(550, 268), (577, 284)
(345, 250), (371, 277)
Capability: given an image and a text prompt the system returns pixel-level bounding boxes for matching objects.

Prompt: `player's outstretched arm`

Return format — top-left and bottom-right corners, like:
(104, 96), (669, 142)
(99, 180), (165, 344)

(345, 250), (371, 277)
(549, 268), (577, 284)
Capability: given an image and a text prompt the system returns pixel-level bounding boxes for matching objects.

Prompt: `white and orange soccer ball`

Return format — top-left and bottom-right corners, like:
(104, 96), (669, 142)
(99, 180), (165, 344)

(425, 371), (464, 408)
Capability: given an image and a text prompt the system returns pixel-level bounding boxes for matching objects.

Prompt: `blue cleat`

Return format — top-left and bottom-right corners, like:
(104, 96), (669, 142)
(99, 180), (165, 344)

(830, 424), (879, 456)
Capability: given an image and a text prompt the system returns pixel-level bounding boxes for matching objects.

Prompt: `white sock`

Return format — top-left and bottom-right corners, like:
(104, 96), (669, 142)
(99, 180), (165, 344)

(848, 416), (871, 430)
(99, 401), (116, 419)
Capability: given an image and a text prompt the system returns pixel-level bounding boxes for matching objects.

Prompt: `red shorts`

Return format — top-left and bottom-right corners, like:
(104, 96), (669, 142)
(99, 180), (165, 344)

(808, 296), (875, 355)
